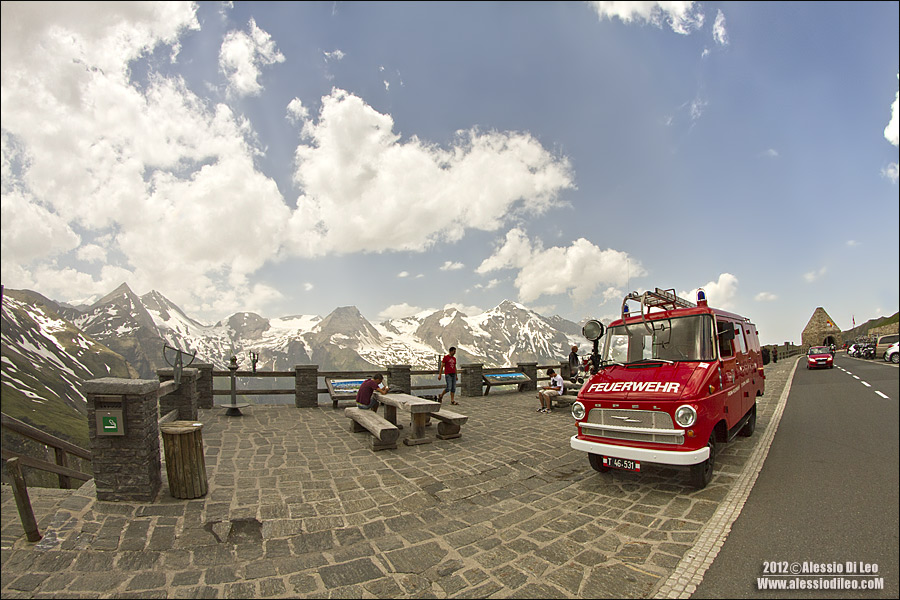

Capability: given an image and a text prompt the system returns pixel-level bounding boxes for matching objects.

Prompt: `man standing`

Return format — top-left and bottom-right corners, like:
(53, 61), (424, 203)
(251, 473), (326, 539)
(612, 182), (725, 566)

(537, 368), (564, 413)
(356, 373), (389, 412)
(568, 345), (580, 382)
(438, 347), (459, 405)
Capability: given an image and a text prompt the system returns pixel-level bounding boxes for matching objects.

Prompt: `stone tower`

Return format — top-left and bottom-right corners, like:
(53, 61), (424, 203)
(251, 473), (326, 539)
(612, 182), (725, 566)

(802, 307), (843, 348)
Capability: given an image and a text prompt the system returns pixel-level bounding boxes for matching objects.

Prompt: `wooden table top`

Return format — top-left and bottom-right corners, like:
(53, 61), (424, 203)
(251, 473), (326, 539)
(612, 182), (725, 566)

(374, 392), (441, 413)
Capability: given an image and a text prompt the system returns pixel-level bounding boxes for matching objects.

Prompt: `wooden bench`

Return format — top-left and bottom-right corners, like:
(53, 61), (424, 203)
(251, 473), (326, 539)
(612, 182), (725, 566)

(344, 407), (399, 451)
(429, 408), (468, 440)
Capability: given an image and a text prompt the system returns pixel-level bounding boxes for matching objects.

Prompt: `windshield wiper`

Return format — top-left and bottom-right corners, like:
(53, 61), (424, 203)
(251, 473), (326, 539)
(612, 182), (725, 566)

(628, 358), (674, 366)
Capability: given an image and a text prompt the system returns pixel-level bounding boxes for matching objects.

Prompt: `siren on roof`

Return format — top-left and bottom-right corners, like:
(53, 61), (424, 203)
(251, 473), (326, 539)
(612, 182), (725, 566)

(697, 289), (708, 306)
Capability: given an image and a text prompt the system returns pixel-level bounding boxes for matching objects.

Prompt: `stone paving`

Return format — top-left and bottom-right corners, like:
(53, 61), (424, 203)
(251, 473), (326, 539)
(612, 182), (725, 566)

(1, 359), (799, 599)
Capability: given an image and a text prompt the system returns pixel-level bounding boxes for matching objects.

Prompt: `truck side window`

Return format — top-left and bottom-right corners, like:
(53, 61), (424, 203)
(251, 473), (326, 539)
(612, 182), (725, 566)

(735, 324), (747, 354)
(718, 321), (734, 358)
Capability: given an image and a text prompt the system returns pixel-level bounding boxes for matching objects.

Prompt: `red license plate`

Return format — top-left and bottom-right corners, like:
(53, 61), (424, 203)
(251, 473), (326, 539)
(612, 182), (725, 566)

(603, 456), (640, 471)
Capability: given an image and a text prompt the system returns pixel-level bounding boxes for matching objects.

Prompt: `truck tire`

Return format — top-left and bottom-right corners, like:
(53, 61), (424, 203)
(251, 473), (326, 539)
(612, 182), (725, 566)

(690, 432), (716, 489)
(739, 404), (756, 437)
(588, 453), (610, 473)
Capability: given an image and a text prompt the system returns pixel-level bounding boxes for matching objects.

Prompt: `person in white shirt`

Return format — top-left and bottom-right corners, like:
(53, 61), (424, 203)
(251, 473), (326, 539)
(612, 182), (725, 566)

(537, 368), (564, 413)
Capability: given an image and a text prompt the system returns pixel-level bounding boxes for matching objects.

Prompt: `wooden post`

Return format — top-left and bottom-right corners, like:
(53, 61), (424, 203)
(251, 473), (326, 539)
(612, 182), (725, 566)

(6, 457), (42, 542)
(53, 447), (71, 490)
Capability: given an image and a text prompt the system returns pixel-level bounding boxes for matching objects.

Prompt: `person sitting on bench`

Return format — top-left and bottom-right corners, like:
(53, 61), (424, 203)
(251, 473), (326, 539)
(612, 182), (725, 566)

(537, 368), (564, 413)
(356, 373), (389, 412)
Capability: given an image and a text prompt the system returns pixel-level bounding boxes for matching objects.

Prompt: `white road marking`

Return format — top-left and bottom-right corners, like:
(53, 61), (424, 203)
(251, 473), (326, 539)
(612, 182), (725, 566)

(876, 391), (889, 399)
(861, 381), (871, 387)
(853, 375), (860, 380)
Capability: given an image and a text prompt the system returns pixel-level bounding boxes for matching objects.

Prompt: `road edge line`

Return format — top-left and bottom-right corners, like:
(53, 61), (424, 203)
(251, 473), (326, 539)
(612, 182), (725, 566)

(652, 356), (801, 599)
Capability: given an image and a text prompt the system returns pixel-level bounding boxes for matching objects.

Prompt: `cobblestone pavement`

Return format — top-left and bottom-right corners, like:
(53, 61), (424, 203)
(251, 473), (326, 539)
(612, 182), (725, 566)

(1, 359), (799, 599)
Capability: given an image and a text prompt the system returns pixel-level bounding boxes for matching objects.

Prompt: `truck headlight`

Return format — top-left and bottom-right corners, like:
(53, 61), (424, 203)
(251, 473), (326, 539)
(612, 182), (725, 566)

(572, 401), (585, 420)
(674, 405), (697, 428)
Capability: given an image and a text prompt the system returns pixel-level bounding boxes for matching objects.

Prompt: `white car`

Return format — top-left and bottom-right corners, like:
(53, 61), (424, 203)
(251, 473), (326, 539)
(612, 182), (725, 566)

(885, 342), (899, 364)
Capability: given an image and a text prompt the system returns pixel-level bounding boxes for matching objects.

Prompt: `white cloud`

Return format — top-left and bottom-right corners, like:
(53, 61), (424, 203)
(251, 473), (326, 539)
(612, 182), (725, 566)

(886, 74), (899, 147)
(397, 271), (409, 278)
(476, 228), (645, 304)
(713, 10), (729, 46)
(219, 18), (285, 97)
(285, 89), (574, 256)
(324, 49), (345, 62)
(0, 2), (292, 321)
(303, 282), (314, 291)
(286, 98), (310, 123)
(378, 302), (424, 321)
(755, 292), (777, 302)
(588, 1), (704, 35)
(440, 261), (465, 271)
(762, 148), (779, 158)
(443, 303), (483, 316)
(845, 240), (860, 247)
(474, 279), (501, 290)
(804, 267), (827, 283)
(681, 273), (739, 310)
(885, 74), (898, 182)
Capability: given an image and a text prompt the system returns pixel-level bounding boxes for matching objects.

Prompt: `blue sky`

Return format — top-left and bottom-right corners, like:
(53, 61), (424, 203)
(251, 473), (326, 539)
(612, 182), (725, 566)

(1, 1), (898, 346)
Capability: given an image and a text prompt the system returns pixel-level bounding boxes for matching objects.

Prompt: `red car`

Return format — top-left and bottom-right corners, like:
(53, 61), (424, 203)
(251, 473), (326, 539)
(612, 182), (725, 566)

(806, 346), (834, 369)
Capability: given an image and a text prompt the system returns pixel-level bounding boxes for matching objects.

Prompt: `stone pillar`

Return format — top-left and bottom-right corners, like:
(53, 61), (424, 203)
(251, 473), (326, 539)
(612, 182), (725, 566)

(387, 365), (411, 394)
(558, 361), (570, 380)
(295, 365), (319, 408)
(459, 363), (483, 397)
(194, 363), (214, 409)
(157, 368), (199, 420)
(517, 362), (538, 392)
(83, 378), (161, 502)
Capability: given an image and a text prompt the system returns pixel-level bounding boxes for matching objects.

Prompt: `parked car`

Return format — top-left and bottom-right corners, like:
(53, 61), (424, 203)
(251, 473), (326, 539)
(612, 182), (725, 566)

(876, 334), (899, 360)
(885, 342), (899, 364)
(807, 346), (834, 369)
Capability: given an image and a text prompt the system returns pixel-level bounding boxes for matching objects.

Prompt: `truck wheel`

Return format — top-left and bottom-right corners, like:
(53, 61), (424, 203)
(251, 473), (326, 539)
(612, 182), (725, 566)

(690, 433), (716, 489)
(588, 453), (610, 473)
(739, 404), (756, 437)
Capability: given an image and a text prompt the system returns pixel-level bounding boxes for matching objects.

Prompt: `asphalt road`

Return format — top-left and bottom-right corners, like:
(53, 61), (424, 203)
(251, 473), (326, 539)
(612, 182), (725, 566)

(693, 353), (899, 598)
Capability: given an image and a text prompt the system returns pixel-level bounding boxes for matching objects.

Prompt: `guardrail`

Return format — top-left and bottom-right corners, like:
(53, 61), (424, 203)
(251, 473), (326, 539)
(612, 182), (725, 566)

(1, 412), (94, 543)
(207, 363), (563, 403)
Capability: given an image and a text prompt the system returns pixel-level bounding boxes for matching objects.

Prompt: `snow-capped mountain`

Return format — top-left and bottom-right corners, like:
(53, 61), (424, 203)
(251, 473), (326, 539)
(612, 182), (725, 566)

(1, 289), (137, 448)
(4, 284), (585, 379)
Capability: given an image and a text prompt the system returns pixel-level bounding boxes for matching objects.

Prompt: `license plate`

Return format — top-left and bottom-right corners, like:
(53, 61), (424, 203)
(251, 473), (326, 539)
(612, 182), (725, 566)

(603, 456), (640, 471)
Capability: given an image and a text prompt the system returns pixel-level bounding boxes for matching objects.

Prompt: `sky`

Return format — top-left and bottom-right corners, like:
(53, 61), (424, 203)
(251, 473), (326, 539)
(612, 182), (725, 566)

(1, 1), (898, 346)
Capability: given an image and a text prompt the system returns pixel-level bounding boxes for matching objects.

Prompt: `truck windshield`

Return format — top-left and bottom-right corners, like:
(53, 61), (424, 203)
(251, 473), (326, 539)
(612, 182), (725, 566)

(601, 314), (716, 364)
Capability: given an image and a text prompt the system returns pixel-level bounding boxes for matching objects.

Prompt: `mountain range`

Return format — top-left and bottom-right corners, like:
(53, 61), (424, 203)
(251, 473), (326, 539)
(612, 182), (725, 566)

(1, 282), (583, 432)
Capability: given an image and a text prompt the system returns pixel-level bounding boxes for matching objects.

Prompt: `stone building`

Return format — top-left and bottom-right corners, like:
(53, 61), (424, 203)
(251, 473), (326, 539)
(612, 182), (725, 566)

(801, 307), (843, 348)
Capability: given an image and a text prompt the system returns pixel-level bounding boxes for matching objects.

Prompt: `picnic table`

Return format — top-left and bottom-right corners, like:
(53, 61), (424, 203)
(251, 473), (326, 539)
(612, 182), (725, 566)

(374, 392), (441, 445)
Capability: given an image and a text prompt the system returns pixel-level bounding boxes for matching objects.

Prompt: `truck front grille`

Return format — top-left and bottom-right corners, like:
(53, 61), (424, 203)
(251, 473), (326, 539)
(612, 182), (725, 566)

(581, 408), (683, 445)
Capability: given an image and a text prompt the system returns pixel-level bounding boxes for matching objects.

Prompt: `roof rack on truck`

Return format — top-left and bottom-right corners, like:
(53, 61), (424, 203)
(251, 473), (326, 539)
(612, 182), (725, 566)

(622, 288), (696, 333)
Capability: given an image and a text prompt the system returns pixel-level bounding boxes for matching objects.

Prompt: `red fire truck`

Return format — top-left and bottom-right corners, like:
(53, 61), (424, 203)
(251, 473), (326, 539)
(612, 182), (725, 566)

(570, 288), (765, 488)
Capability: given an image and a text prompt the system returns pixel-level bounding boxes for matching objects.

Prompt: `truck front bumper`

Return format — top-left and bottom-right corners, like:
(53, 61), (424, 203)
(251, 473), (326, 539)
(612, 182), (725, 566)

(570, 435), (709, 466)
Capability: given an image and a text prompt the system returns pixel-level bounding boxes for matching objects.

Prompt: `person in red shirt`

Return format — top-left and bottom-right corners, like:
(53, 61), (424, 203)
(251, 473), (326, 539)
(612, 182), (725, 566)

(356, 373), (389, 411)
(437, 347), (459, 405)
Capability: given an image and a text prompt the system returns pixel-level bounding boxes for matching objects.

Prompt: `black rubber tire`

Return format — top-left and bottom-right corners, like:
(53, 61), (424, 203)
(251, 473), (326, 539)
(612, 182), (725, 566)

(588, 453), (610, 473)
(892, 354), (899, 364)
(739, 404), (756, 437)
(690, 432), (716, 489)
